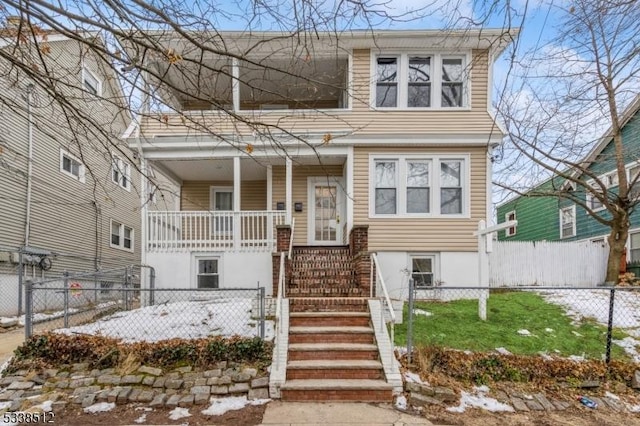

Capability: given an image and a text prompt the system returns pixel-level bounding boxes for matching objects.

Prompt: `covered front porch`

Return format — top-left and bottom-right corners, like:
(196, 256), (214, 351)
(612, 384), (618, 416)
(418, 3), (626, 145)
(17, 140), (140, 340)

(145, 152), (352, 253)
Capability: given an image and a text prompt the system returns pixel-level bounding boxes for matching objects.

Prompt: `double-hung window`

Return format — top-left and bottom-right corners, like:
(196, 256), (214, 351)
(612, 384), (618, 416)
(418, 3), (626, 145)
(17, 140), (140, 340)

(630, 232), (640, 263)
(374, 161), (397, 214)
(112, 155), (131, 191)
(371, 155), (466, 217)
(559, 206), (576, 239)
(440, 160), (463, 214)
(60, 149), (85, 182)
(110, 220), (134, 251)
(411, 255), (435, 288)
(407, 57), (431, 108)
(628, 164), (640, 201)
(586, 180), (604, 211)
(375, 58), (398, 107)
(504, 211), (516, 237)
(197, 259), (219, 289)
(374, 54), (467, 109)
(82, 66), (102, 96)
(406, 161), (430, 213)
(441, 57), (464, 107)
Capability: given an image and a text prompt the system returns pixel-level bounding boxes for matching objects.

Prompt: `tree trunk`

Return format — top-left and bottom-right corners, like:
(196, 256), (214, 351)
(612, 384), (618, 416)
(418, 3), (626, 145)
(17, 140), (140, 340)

(606, 212), (630, 283)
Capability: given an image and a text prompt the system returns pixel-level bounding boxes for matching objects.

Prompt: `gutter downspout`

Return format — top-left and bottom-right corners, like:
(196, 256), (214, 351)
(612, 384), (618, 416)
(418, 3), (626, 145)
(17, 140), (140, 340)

(23, 84), (34, 247)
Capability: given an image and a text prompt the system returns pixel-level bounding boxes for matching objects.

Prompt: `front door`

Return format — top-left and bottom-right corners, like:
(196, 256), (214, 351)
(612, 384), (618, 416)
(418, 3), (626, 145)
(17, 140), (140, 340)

(210, 187), (233, 235)
(308, 178), (344, 245)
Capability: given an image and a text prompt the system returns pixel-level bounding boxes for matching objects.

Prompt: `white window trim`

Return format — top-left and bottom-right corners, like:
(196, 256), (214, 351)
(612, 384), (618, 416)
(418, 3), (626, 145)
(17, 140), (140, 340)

(369, 153), (470, 218)
(192, 254), (222, 289)
(111, 154), (131, 191)
(626, 162), (640, 183)
(370, 51), (471, 110)
(559, 205), (576, 239)
(504, 210), (517, 236)
(408, 253), (439, 289)
(109, 219), (134, 252)
(81, 65), (102, 96)
(59, 149), (86, 183)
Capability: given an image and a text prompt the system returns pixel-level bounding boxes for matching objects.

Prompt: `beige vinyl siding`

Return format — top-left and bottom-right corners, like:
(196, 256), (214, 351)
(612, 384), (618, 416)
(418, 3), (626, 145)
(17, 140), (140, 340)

(272, 165), (344, 245)
(354, 145), (487, 252)
(0, 38), (140, 274)
(181, 180), (267, 211)
(140, 49), (498, 138)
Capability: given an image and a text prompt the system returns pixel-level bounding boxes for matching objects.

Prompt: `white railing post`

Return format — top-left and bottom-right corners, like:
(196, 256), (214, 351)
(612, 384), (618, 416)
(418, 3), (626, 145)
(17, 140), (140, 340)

(371, 253), (395, 362)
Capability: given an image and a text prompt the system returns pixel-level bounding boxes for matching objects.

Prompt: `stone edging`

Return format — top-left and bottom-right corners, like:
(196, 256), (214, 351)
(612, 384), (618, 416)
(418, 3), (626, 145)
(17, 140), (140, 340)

(0, 361), (270, 413)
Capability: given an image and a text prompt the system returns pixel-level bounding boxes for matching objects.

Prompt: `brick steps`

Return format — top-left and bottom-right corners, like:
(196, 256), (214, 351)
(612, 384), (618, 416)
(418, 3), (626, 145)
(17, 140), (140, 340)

(289, 297), (369, 312)
(288, 343), (379, 361)
(290, 312), (370, 327)
(286, 360), (384, 380)
(280, 379), (393, 402)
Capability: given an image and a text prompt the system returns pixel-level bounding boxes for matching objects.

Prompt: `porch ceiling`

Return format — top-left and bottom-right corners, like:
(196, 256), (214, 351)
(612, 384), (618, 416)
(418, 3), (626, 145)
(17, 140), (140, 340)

(155, 156), (346, 181)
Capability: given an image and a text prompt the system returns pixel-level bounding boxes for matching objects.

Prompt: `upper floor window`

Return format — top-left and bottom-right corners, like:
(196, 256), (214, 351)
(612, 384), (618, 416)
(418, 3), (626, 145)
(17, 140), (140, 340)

(112, 154), (131, 191)
(505, 211), (517, 237)
(82, 66), (102, 96)
(373, 53), (468, 109)
(371, 155), (467, 217)
(60, 149), (85, 183)
(559, 205), (576, 239)
(375, 58), (398, 107)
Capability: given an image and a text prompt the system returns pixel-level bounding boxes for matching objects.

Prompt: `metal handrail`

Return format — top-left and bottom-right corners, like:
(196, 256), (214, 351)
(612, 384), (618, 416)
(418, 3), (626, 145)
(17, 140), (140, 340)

(371, 253), (395, 358)
(288, 218), (295, 260)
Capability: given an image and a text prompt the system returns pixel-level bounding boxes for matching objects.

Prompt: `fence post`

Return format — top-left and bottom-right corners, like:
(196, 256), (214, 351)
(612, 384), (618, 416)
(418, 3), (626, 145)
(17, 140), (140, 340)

(149, 266), (156, 306)
(17, 249), (23, 316)
(259, 286), (266, 340)
(605, 287), (616, 365)
(407, 278), (415, 365)
(24, 279), (33, 339)
(123, 266), (130, 311)
(63, 271), (69, 329)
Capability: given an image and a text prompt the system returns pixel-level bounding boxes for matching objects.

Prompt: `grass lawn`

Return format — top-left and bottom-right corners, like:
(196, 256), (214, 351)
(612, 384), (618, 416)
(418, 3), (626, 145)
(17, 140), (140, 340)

(394, 291), (628, 360)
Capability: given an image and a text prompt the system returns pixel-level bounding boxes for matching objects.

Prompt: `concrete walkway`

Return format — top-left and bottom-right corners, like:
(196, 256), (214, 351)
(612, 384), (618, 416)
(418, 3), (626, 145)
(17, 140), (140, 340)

(260, 401), (433, 426)
(0, 329), (24, 367)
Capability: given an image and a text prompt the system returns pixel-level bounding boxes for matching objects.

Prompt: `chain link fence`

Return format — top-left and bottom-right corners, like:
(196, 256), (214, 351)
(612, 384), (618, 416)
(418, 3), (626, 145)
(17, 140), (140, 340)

(401, 282), (640, 364)
(25, 268), (269, 343)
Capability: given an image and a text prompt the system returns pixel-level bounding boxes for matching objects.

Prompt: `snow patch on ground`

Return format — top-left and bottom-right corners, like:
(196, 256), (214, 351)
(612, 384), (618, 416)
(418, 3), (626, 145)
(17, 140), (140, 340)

(605, 391), (620, 401)
(57, 298), (274, 342)
(627, 404), (640, 412)
(414, 309), (433, 317)
(134, 413), (147, 423)
(0, 357), (11, 375)
(168, 407), (191, 420)
(517, 329), (531, 336)
(568, 355), (586, 362)
(545, 328), (554, 333)
(495, 347), (512, 355)
(83, 402), (116, 413)
(447, 386), (514, 413)
(201, 396), (270, 416)
(0, 402), (11, 411)
(403, 371), (428, 385)
(395, 395), (407, 410)
(612, 337), (640, 362)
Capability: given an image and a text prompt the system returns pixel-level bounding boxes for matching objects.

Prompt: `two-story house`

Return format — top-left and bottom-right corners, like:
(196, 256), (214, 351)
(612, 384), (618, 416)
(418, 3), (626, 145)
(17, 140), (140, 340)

(125, 29), (517, 300)
(0, 18), (176, 315)
(497, 95), (640, 260)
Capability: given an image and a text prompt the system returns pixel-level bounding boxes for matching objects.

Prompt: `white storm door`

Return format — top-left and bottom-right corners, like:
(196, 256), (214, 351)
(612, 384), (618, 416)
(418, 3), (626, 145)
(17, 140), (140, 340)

(308, 178), (344, 245)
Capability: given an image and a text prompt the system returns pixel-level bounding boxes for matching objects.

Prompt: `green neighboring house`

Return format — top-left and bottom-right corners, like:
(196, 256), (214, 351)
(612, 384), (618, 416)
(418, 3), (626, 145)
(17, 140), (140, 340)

(497, 95), (640, 261)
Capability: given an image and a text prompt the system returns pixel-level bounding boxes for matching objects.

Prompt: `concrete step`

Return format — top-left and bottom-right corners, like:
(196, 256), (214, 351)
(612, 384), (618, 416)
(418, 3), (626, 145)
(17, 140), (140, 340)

(286, 360), (384, 380)
(288, 343), (380, 361)
(290, 312), (370, 327)
(280, 379), (393, 402)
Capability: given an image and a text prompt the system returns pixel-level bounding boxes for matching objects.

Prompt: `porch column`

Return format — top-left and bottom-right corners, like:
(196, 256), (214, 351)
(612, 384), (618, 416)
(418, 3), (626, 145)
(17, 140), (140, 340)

(346, 146), (354, 237)
(233, 156), (241, 249)
(286, 157), (293, 225)
(267, 165), (273, 246)
(231, 58), (240, 112)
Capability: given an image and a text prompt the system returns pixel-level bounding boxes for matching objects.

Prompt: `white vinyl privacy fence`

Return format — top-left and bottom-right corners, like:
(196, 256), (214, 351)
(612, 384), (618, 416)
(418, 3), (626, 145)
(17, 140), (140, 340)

(489, 241), (609, 287)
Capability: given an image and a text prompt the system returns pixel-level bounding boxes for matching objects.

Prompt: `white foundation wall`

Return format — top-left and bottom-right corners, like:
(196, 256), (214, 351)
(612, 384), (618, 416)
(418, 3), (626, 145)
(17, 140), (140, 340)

(374, 251), (479, 301)
(147, 251), (273, 296)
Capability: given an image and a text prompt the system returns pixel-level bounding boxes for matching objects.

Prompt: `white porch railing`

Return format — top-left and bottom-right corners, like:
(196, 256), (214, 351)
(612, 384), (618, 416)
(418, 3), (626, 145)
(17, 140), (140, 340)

(146, 210), (287, 252)
(371, 253), (395, 362)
